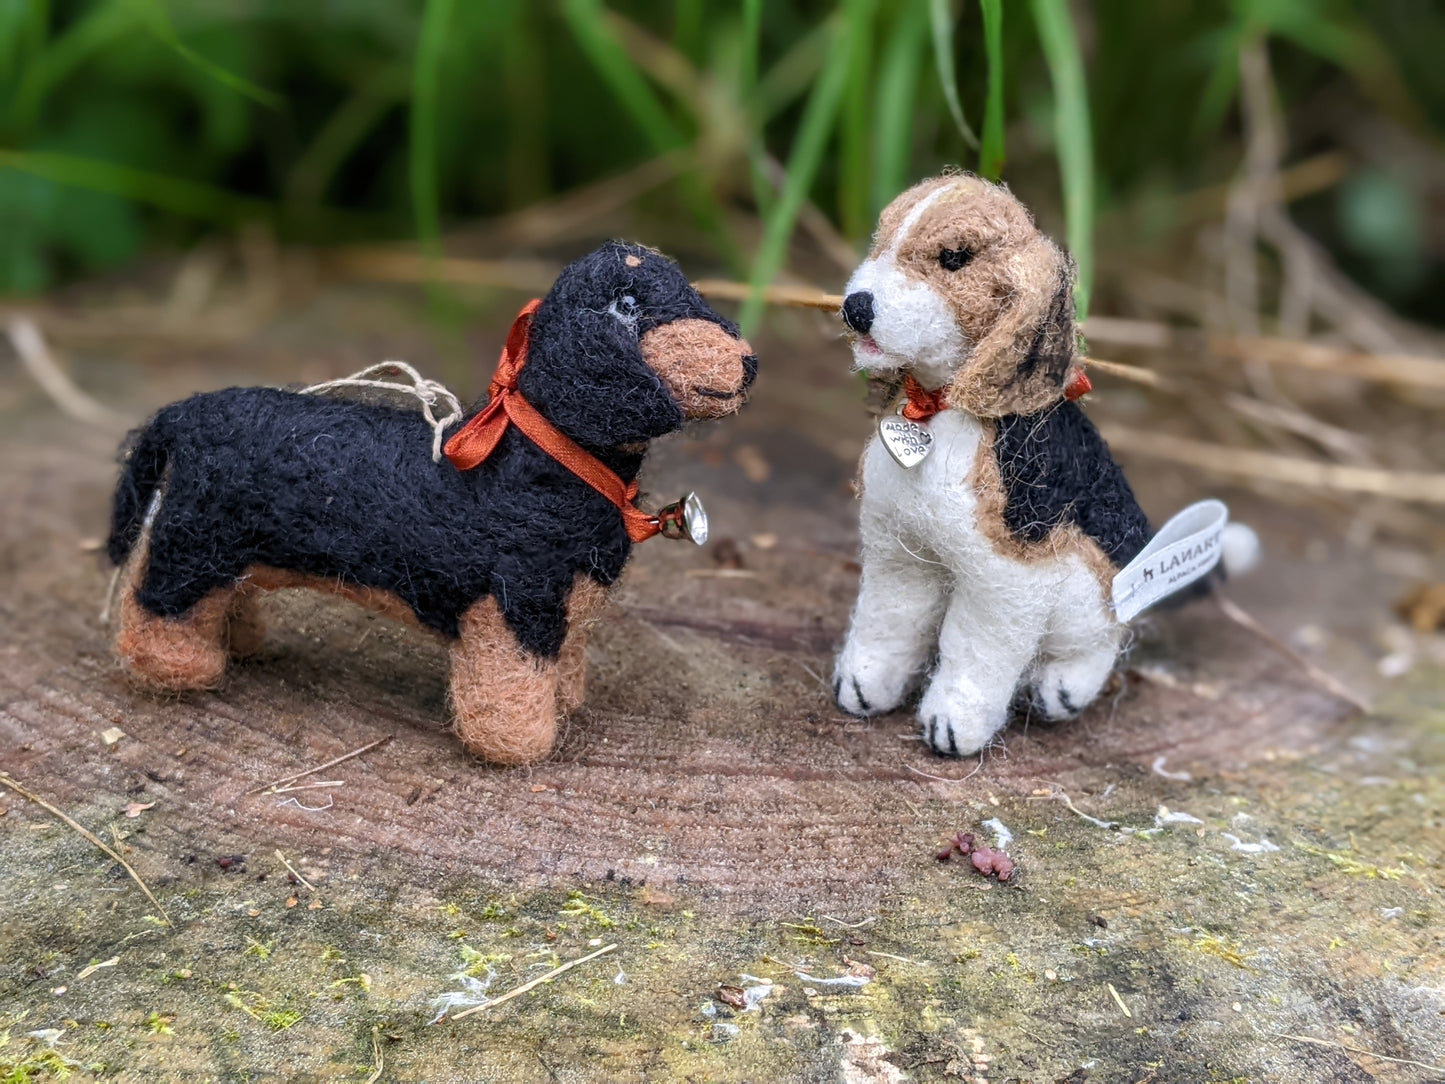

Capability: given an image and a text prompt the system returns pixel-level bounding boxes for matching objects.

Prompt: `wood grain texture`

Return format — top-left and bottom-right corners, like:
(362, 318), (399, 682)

(0, 342), (1361, 916)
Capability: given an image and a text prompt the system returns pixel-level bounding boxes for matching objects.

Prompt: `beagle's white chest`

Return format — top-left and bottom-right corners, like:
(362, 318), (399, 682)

(862, 410), (986, 542)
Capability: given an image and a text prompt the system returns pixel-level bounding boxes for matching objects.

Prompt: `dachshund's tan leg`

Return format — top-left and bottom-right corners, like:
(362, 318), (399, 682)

(115, 556), (233, 690)
(556, 577), (610, 716)
(449, 598), (558, 765)
(226, 584), (267, 659)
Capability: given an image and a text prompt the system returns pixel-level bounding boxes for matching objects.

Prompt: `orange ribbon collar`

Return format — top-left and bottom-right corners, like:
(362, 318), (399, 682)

(901, 376), (949, 422)
(443, 299), (663, 543)
(900, 367), (1092, 422)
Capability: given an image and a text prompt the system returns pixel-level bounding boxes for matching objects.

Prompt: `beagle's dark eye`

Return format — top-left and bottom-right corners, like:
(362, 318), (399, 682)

(939, 247), (973, 272)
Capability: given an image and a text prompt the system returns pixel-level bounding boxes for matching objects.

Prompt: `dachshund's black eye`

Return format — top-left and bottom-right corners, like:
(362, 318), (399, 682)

(939, 247), (973, 272)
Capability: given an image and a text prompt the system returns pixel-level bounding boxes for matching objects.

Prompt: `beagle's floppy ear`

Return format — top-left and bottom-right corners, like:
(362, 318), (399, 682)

(947, 234), (1078, 417)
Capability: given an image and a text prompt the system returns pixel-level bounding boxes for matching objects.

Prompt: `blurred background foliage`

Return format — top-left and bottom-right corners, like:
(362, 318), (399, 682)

(1, 0), (1442, 333)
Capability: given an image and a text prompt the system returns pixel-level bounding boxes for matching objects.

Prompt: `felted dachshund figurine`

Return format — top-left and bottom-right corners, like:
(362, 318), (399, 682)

(107, 241), (757, 765)
(832, 174), (1255, 757)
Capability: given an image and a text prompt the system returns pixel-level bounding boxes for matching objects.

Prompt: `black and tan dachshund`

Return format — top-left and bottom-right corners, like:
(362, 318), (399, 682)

(107, 241), (756, 764)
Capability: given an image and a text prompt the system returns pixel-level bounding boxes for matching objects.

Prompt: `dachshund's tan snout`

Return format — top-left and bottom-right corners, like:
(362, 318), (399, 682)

(640, 318), (756, 419)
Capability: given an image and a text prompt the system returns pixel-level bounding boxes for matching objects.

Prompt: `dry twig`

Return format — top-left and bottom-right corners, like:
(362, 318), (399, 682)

(1213, 593), (1371, 713)
(249, 735), (393, 794)
(691, 279), (844, 311)
(6, 316), (127, 425)
(1221, 393), (1373, 465)
(274, 849), (317, 893)
(1027, 787), (1120, 830)
(327, 249), (557, 294)
(1084, 356), (1166, 388)
(1273, 1032), (1445, 1075)
(449, 943), (618, 1021)
(1107, 983), (1133, 1018)
(1098, 426), (1445, 505)
(0, 771), (171, 925)
(1083, 316), (1445, 391)
(693, 279), (1445, 397)
(365, 1025), (384, 1084)
(906, 760), (984, 784)
(271, 779), (345, 794)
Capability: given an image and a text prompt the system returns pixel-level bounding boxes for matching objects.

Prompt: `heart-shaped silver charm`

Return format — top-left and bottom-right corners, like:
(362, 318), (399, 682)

(878, 415), (933, 469)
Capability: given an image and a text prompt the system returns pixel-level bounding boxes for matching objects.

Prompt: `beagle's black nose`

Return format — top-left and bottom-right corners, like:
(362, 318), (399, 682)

(842, 291), (874, 335)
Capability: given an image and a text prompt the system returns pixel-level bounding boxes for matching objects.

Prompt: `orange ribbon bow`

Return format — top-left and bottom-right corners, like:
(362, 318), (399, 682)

(901, 375), (949, 422)
(443, 299), (663, 543)
(1064, 367), (1092, 401)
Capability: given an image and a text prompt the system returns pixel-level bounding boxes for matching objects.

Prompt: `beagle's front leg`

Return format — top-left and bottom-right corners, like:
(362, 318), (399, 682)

(834, 529), (950, 718)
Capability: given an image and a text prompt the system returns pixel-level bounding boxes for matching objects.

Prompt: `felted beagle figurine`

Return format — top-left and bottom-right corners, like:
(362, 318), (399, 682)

(107, 241), (756, 765)
(833, 174), (1255, 757)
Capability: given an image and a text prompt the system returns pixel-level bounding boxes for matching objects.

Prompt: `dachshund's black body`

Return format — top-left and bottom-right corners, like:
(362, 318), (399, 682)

(107, 241), (752, 658)
(108, 390), (645, 655)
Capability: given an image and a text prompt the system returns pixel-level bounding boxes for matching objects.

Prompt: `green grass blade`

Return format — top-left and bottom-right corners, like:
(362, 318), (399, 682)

(562, 0), (741, 268)
(135, 0), (283, 110)
(0, 0), (43, 88)
(928, 0), (979, 149)
(672, 0), (703, 61)
(977, 0), (1005, 179)
(871, 0), (927, 218)
(740, 0), (876, 333)
(739, 0), (772, 220)
(288, 64), (409, 208)
(739, 0), (763, 95)
(0, 148), (272, 222)
(411, 0), (455, 259)
(1029, 0), (1093, 319)
(1191, 28), (1244, 141)
(560, 0), (683, 152)
(9, 1), (143, 132)
(753, 18), (832, 123)
(838, 3), (875, 241)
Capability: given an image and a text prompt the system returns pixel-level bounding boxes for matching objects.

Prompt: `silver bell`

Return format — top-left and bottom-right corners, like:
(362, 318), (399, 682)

(656, 491), (708, 545)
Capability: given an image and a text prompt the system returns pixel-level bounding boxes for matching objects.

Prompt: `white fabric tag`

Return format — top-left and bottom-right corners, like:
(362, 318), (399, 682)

(1111, 499), (1229, 623)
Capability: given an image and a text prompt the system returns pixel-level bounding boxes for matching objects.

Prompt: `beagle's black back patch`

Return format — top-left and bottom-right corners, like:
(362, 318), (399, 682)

(990, 402), (1150, 568)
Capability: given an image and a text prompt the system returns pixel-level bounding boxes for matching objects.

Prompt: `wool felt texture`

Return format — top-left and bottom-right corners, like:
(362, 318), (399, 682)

(834, 174), (1239, 758)
(442, 298), (663, 543)
(114, 540), (233, 691)
(836, 409), (1127, 757)
(106, 240), (756, 765)
(989, 401), (1151, 568)
(841, 173), (1078, 416)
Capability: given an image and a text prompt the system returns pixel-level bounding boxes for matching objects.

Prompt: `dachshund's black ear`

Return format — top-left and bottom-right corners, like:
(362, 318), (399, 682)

(518, 293), (685, 449)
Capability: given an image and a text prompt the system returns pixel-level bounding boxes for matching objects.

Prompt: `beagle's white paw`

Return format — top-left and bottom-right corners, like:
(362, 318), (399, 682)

(832, 645), (919, 717)
(1030, 648), (1118, 722)
(916, 678), (1007, 757)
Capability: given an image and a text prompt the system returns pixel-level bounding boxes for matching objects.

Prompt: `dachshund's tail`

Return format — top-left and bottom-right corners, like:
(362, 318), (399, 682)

(106, 419), (170, 567)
